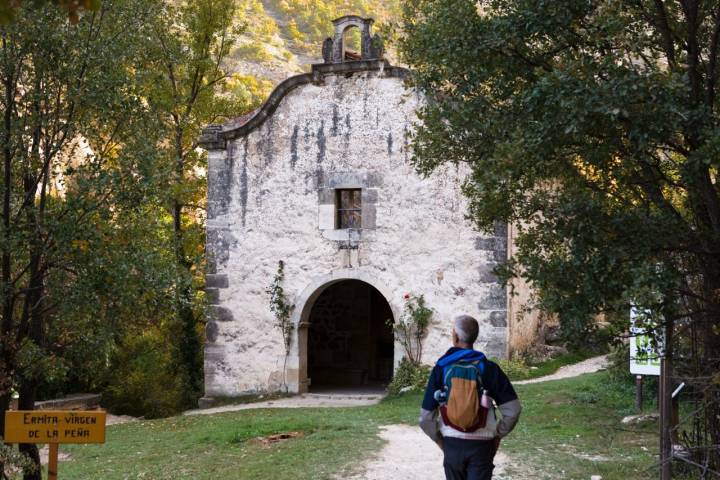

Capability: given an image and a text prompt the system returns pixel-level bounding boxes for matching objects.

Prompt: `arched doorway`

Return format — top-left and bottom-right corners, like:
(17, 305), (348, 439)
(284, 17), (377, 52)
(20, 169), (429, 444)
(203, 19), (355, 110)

(307, 279), (394, 391)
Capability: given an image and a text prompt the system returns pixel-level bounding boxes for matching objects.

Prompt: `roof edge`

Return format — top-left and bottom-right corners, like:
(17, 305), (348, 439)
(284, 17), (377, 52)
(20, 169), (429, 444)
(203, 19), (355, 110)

(198, 60), (410, 150)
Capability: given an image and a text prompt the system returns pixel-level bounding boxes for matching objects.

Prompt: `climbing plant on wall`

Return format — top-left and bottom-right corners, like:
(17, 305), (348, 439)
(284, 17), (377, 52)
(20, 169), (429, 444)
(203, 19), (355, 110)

(390, 294), (432, 364)
(267, 260), (295, 391)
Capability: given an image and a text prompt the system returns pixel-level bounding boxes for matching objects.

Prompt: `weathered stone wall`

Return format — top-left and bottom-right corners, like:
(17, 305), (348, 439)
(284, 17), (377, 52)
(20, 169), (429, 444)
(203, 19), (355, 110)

(507, 223), (544, 356)
(203, 68), (509, 397)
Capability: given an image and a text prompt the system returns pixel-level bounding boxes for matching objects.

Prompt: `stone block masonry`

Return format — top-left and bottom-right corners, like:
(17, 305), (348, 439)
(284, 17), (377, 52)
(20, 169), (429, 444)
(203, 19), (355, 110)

(198, 17), (510, 399)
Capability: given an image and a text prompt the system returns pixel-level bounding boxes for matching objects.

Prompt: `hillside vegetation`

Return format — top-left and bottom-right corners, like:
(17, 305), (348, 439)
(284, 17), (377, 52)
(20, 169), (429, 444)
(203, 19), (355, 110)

(231, 0), (401, 83)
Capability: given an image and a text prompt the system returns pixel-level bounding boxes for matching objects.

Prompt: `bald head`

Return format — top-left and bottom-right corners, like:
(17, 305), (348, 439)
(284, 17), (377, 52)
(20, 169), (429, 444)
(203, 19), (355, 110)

(453, 315), (479, 346)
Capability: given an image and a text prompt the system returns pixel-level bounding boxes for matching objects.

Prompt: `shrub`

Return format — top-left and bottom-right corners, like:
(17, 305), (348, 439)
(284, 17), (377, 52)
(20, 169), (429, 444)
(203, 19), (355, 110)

(102, 331), (186, 418)
(387, 358), (432, 395)
(606, 341), (658, 402)
(493, 357), (532, 380)
(0, 443), (38, 478)
(390, 294), (432, 363)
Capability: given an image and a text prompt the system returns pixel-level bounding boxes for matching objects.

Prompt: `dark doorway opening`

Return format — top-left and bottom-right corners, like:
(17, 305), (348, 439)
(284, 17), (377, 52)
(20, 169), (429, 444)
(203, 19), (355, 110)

(308, 280), (394, 391)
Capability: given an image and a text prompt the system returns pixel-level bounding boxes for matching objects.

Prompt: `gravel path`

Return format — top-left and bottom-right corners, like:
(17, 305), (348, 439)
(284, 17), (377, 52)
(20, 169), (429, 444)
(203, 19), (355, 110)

(344, 425), (511, 480)
(514, 354), (609, 385)
(344, 354), (609, 479)
(184, 393), (382, 416)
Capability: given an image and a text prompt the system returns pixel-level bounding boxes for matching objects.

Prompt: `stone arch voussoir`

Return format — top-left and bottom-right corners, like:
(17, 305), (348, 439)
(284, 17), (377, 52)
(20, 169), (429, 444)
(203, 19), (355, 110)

(289, 269), (400, 393)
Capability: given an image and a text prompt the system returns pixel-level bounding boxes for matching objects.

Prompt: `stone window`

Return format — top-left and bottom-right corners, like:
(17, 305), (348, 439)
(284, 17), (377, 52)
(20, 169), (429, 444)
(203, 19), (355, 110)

(336, 189), (361, 229)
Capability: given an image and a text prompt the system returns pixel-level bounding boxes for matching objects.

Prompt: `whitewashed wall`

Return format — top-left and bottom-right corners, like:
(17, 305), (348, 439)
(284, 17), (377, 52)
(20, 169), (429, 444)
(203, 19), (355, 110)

(202, 69), (508, 399)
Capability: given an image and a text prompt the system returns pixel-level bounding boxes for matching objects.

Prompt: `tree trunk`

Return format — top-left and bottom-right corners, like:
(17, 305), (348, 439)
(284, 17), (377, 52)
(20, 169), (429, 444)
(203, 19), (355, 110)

(18, 380), (40, 480)
(701, 273), (720, 471)
(15, 213), (46, 479)
(1, 35), (16, 445)
(0, 393), (10, 478)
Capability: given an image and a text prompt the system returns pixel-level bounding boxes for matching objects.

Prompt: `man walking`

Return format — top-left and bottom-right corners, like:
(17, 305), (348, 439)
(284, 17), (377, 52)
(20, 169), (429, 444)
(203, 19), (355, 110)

(419, 315), (522, 480)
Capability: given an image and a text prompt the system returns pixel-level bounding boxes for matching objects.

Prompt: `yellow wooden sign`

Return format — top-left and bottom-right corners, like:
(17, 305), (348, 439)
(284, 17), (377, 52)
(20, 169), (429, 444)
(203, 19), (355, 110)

(4, 410), (106, 444)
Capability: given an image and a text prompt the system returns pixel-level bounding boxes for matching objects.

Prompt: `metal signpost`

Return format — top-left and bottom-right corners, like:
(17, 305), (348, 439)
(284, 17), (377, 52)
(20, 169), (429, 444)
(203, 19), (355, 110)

(4, 410), (106, 479)
(629, 307), (673, 480)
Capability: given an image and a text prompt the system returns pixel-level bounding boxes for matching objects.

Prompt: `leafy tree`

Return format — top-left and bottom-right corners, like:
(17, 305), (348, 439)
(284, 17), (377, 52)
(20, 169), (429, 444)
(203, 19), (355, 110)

(401, 0), (720, 470)
(0, 0), (100, 24)
(0, 1), (186, 476)
(143, 0), (266, 408)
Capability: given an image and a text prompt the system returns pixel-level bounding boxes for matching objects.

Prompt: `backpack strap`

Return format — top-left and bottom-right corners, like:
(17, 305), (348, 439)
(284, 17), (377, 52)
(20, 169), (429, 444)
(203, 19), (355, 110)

(442, 359), (485, 385)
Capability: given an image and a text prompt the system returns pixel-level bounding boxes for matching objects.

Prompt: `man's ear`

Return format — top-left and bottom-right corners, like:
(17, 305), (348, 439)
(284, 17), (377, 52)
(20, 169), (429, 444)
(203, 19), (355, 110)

(451, 329), (458, 344)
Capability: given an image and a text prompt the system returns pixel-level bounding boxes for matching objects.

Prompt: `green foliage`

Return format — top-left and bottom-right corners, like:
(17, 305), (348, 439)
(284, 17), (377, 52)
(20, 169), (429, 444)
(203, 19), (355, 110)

(0, 442), (38, 478)
(225, 74), (273, 111)
(235, 42), (274, 62)
(399, 0), (719, 351)
(0, 0), (100, 24)
(0, 1), (269, 445)
(493, 358), (531, 380)
(267, 260), (294, 392)
(386, 357), (431, 395)
(102, 332), (186, 419)
(0, 0), (171, 401)
(267, 260), (295, 353)
(389, 293), (432, 363)
(141, 0), (264, 410)
(606, 342), (659, 404)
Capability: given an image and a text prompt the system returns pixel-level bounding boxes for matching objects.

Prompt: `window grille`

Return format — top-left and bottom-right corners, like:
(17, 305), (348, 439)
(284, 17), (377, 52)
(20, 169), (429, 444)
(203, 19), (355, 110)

(336, 189), (361, 229)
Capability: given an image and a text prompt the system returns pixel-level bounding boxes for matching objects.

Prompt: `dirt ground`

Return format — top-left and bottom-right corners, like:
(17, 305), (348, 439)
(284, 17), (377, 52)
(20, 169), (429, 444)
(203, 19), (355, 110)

(184, 393), (383, 416)
(514, 355), (608, 385)
(344, 425), (511, 480)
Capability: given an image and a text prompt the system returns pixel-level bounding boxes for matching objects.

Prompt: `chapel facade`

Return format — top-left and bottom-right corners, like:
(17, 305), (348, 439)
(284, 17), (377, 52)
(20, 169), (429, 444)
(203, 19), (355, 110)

(198, 16), (524, 402)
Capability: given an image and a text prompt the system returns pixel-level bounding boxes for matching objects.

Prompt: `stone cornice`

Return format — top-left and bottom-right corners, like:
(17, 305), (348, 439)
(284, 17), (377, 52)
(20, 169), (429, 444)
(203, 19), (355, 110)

(198, 60), (410, 150)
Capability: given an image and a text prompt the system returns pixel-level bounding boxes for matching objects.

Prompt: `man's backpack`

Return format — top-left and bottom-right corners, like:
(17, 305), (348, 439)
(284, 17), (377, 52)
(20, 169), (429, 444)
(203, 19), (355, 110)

(439, 360), (489, 432)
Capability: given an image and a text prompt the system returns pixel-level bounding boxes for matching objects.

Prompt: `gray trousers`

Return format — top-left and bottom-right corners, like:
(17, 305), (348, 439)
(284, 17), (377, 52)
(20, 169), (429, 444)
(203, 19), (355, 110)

(443, 437), (497, 480)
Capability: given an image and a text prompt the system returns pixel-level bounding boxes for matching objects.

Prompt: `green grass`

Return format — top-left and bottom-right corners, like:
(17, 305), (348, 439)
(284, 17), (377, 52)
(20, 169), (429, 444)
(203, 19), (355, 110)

(54, 394), (421, 480)
(499, 373), (658, 480)
(53, 371), (657, 480)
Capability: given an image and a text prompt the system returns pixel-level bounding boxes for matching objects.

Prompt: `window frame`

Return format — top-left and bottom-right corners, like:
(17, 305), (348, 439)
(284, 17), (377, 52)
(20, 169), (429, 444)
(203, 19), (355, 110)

(335, 188), (362, 230)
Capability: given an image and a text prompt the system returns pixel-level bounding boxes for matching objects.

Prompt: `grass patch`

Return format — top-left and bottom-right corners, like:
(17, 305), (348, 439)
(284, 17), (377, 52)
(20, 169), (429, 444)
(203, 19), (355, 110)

(55, 371), (657, 480)
(56, 393), (422, 480)
(499, 372), (658, 479)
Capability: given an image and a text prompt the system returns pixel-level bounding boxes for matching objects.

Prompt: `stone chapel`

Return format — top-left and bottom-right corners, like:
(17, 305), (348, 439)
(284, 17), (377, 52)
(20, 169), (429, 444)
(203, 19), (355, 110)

(198, 16), (539, 403)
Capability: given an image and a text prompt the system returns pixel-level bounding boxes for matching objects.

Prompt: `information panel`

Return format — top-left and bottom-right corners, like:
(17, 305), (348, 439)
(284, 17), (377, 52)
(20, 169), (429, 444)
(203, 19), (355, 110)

(629, 307), (662, 376)
(4, 410), (106, 444)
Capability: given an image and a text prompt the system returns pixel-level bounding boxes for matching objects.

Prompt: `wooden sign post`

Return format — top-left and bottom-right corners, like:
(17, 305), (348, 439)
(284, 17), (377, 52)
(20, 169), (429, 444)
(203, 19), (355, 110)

(4, 410), (106, 479)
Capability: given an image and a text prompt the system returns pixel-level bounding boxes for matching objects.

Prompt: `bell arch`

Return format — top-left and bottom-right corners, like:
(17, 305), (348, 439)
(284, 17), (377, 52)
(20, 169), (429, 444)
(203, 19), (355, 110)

(323, 16), (382, 64)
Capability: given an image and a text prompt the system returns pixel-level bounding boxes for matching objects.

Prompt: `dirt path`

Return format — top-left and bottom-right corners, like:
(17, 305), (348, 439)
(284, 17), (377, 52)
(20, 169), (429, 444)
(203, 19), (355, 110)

(345, 355), (608, 479)
(184, 393), (382, 416)
(345, 425), (511, 480)
(514, 354), (609, 385)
